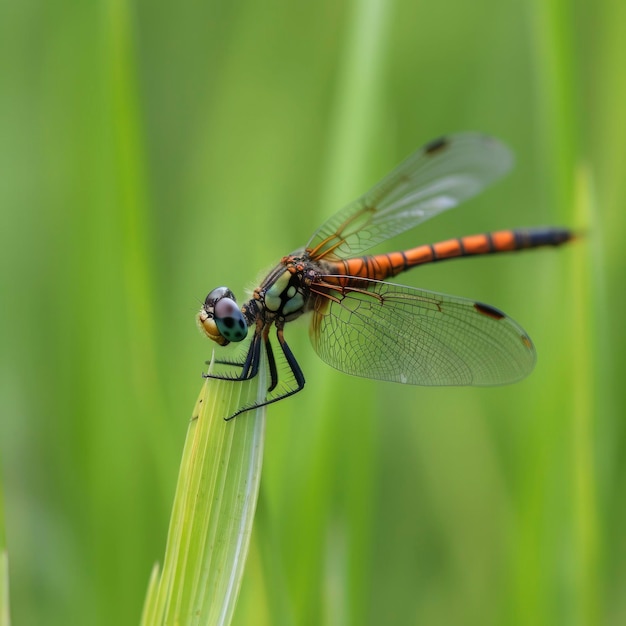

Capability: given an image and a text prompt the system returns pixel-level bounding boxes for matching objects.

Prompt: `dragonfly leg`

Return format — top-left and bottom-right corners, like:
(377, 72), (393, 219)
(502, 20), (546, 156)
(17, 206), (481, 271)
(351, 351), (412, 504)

(264, 328), (279, 393)
(203, 329), (261, 382)
(276, 326), (306, 393)
(208, 356), (249, 367)
(223, 325), (306, 421)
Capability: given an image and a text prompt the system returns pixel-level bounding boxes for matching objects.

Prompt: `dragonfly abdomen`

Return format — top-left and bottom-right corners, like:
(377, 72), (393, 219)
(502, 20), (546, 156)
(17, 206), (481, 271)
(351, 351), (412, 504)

(333, 227), (574, 281)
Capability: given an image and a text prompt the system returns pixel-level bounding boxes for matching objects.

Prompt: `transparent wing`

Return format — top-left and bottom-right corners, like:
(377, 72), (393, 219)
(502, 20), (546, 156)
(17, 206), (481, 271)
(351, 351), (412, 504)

(309, 278), (535, 386)
(306, 133), (514, 261)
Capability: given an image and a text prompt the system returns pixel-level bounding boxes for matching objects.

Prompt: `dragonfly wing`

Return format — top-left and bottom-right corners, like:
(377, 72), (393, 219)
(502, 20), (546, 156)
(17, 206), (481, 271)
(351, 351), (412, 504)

(306, 133), (513, 261)
(309, 278), (536, 386)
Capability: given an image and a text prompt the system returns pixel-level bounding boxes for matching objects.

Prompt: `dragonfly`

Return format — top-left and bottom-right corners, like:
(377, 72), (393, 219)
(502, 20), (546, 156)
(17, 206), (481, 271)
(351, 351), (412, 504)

(198, 133), (573, 420)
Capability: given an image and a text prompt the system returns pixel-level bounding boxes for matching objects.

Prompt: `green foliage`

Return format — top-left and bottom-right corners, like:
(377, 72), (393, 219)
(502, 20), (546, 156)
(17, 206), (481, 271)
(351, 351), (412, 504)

(0, 0), (624, 624)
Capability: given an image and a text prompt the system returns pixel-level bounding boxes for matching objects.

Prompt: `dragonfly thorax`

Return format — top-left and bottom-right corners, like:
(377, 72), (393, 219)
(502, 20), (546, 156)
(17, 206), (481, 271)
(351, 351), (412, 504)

(250, 254), (318, 324)
(263, 268), (305, 315)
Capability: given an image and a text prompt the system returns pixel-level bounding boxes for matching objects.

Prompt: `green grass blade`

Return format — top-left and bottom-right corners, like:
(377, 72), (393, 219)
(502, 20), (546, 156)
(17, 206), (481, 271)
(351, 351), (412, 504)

(0, 551), (9, 626)
(142, 362), (266, 626)
(0, 480), (10, 626)
(570, 164), (600, 624)
(140, 564), (160, 626)
(263, 0), (394, 621)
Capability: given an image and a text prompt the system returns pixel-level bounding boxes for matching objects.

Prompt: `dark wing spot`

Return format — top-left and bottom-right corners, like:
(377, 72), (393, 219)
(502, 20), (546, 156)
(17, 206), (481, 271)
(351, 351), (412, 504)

(424, 136), (448, 155)
(474, 302), (506, 320)
(224, 317), (235, 328)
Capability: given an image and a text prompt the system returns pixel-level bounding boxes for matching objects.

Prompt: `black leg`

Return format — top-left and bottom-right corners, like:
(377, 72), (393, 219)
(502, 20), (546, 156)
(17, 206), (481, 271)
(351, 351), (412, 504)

(276, 327), (306, 391)
(241, 330), (261, 379)
(223, 326), (305, 421)
(203, 329), (261, 382)
(208, 356), (248, 367)
(265, 332), (279, 393)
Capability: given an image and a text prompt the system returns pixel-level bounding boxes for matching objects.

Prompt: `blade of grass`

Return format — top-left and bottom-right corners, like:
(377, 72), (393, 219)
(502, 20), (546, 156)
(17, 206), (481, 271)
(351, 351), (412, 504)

(317, 1), (393, 623)
(0, 551), (8, 626)
(273, 0), (394, 622)
(140, 564), (160, 626)
(0, 479), (10, 626)
(518, 0), (581, 622)
(570, 164), (600, 625)
(142, 358), (266, 626)
(590, 4), (626, 620)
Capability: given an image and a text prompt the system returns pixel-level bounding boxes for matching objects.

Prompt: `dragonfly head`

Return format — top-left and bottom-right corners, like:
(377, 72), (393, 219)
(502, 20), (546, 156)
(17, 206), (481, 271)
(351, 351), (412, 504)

(198, 287), (248, 346)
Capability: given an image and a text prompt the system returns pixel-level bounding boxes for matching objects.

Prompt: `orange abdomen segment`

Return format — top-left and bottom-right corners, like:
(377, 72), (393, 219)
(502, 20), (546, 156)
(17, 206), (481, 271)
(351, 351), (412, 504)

(333, 227), (573, 281)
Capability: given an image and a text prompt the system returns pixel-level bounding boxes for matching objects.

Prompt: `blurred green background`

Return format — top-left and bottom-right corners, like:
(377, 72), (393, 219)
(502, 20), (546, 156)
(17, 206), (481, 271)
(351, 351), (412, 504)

(0, 0), (624, 624)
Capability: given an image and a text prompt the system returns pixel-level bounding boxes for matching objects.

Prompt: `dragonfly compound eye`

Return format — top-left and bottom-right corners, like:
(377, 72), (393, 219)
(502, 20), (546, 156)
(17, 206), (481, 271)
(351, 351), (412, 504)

(214, 297), (248, 343)
(198, 286), (248, 346)
(204, 286), (236, 309)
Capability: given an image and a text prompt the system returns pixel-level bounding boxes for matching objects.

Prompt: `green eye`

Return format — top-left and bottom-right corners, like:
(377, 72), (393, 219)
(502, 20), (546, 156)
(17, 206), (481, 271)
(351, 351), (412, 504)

(214, 296), (248, 342)
(199, 287), (248, 345)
